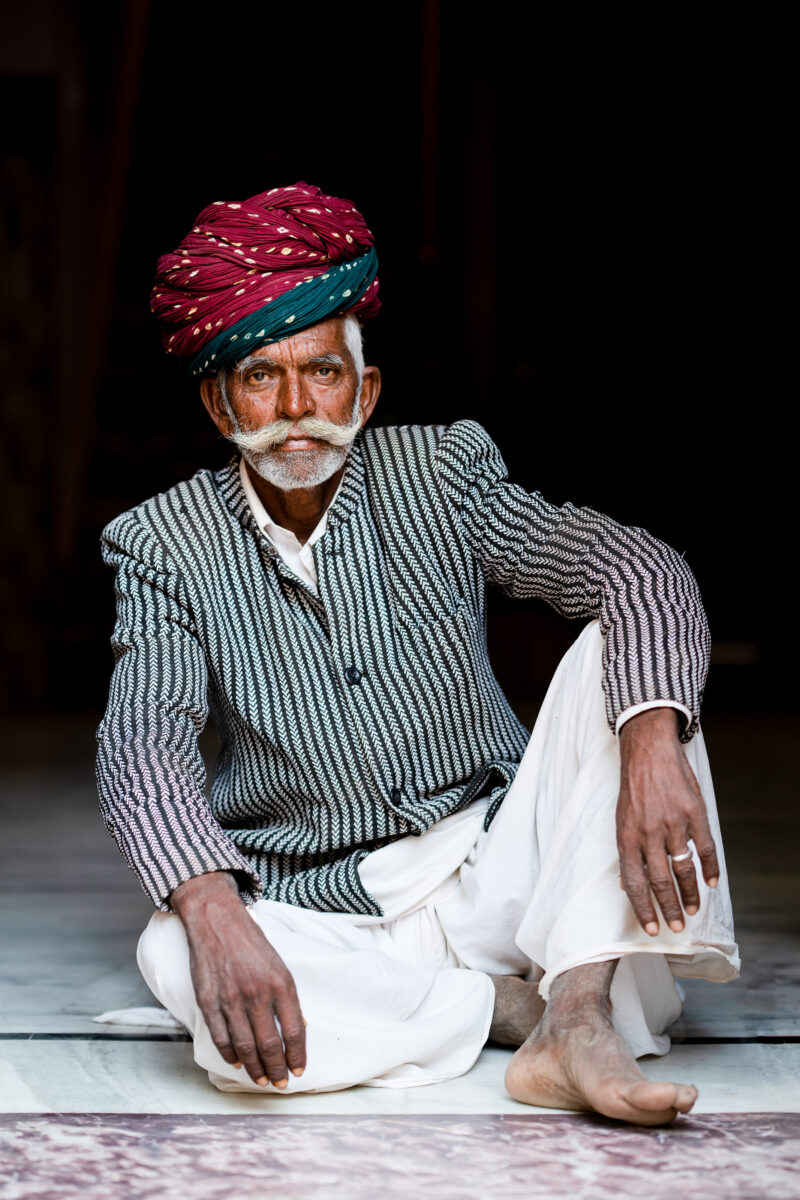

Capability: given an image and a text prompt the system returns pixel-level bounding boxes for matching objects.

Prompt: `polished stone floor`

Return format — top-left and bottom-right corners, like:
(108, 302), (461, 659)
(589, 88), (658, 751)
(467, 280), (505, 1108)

(1, 711), (798, 1196)
(2, 1113), (800, 1200)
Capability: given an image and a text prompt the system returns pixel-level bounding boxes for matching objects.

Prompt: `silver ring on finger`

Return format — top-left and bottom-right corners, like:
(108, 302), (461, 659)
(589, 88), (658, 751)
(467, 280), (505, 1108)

(669, 847), (693, 863)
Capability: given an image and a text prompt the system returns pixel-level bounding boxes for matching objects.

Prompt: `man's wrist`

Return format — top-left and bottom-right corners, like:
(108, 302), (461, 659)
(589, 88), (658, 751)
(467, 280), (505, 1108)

(618, 705), (681, 747)
(170, 870), (244, 923)
(616, 700), (691, 739)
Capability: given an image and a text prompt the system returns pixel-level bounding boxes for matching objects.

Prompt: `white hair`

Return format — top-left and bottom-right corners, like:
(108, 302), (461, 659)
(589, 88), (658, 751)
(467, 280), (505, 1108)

(342, 313), (365, 384)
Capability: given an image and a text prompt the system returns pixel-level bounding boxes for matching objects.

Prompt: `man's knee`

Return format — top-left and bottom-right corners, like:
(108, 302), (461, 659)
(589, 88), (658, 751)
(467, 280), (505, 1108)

(136, 910), (192, 1005)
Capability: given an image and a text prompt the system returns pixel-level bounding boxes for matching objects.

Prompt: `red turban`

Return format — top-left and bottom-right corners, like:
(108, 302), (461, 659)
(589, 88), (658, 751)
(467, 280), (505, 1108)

(150, 182), (380, 374)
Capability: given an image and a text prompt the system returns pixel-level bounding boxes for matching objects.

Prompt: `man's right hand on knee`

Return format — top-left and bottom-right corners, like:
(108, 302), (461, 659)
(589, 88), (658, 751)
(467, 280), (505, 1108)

(170, 871), (306, 1088)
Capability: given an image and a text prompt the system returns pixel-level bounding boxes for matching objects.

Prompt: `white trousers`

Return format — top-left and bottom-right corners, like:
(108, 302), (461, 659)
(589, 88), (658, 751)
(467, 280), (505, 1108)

(138, 622), (739, 1094)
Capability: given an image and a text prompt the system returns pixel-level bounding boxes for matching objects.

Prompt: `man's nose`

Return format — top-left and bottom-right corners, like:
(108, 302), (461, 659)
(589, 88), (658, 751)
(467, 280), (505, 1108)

(277, 371), (314, 420)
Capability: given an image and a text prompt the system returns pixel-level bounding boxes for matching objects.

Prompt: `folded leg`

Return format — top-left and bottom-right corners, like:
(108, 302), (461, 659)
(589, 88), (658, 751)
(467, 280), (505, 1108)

(436, 620), (739, 1057)
(137, 897), (494, 1094)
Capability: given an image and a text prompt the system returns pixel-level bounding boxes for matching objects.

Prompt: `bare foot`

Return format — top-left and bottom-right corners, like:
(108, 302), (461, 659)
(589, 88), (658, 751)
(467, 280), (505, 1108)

(488, 975), (545, 1046)
(505, 1005), (698, 1126)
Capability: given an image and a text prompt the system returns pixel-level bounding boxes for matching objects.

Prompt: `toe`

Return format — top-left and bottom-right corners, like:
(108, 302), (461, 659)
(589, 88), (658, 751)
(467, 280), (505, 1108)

(674, 1083), (698, 1113)
(625, 1080), (687, 1117)
(621, 1080), (698, 1124)
(628, 1081), (676, 1109)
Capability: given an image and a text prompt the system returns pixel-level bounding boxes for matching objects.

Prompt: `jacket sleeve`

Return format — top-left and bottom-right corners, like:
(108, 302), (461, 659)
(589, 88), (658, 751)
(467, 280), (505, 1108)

(433, 420), (710, 742)
(95, 508), (263, 910)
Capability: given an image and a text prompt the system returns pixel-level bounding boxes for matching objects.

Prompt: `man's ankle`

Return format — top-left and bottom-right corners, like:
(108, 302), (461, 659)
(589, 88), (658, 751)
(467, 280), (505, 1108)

(545, 960), (618, 1018)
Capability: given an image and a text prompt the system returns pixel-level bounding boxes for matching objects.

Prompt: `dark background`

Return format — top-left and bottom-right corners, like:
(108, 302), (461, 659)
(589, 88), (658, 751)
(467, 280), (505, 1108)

(0, 1), (791, 719)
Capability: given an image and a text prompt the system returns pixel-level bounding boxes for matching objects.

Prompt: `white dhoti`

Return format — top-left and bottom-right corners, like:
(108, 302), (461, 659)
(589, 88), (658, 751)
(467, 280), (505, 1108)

(137, 621), (739, 1094)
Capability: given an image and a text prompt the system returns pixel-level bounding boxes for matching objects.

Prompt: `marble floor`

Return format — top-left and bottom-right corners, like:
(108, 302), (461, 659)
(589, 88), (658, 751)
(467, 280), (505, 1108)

(1, 711), (799, 1197)
(2, 1113), (800, 1200)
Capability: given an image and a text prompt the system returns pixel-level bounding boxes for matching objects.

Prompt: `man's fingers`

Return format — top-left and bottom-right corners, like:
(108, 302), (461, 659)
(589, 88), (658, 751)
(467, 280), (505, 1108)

(620, 851), (660, 935)
(250, 1007), (291, 1088)
(225, 1007), (274, 1087)
(205, 1008), (239, 1067)
(275, 989), (307, 1077)
(669, 849), (701, 916)
(682, 756), (720, 888)
(689, 819), (720, 888)
(212, 997), (301, 1089)
(645, 848), (685, 932)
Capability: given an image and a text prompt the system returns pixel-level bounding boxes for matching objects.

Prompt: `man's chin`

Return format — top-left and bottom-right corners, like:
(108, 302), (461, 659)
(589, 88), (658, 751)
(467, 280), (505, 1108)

(244, 446), (348, 491)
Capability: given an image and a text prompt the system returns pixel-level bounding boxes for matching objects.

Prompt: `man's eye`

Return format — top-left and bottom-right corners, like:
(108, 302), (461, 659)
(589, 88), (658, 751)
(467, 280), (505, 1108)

(316, 366), (333, 377)
(248, 371), (269, 383)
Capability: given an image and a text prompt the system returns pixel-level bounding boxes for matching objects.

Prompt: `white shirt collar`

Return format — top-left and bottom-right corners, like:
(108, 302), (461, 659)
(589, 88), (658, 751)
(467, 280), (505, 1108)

(238, 457), (344, 552)
(237, 456), (345, 592)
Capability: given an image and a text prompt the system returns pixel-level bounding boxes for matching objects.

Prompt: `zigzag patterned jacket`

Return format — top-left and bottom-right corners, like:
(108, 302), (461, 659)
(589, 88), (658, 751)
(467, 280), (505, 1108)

(96, 420), (710, 914)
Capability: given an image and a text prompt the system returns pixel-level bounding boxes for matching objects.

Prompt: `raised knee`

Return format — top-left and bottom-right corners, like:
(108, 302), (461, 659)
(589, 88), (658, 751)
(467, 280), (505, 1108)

(136, 910), (190, 998)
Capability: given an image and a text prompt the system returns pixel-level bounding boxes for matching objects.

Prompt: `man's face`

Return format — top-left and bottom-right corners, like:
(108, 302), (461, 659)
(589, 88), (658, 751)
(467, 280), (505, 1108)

(202, 317), (379, 491)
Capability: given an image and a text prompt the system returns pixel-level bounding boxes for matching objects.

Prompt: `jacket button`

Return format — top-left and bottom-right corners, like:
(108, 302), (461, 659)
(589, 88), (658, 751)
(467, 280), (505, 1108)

(390, 787), (402, 803)
(344, 666), (362, 685)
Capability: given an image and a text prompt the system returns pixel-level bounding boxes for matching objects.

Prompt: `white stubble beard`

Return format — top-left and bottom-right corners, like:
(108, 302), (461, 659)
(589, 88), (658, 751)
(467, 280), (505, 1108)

(245, 442), (349, 491)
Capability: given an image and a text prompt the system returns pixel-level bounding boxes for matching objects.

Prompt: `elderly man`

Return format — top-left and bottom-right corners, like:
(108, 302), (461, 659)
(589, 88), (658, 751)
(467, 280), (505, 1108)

(97, 183), (738, 1126)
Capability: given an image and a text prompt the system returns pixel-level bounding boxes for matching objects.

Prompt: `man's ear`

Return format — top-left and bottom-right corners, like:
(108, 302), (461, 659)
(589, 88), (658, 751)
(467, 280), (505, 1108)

(200, 375), (234, 437)
(358, 364), (382, 426)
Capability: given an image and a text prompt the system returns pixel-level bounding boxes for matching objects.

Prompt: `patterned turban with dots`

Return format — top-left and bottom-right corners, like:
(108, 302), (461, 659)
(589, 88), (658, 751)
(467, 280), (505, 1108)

(150, 182), (380, 378)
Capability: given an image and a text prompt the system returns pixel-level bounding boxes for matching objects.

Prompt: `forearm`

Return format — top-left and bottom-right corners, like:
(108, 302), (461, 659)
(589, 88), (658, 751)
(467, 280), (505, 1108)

(595, 520), (710, 741)
(520, 506), (709, 738)
(96, 711), (263, 910)
(433, 421), (710, 740)
(97, 670), (261, 909)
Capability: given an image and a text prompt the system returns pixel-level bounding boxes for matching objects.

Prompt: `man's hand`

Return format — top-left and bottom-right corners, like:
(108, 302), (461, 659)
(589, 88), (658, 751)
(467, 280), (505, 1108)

(617, 708), (719, 936)
(170, 871), (306, 1088)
